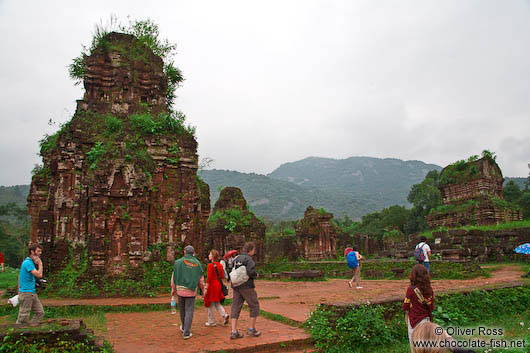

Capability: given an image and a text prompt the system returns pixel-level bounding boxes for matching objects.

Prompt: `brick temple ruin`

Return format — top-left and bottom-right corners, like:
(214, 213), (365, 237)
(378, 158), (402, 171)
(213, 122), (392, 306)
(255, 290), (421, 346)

(427, 156), (522, 229)
(205, 187), (266, 262)
(295, 206), (338, 260)
(27, 32), (210, 274)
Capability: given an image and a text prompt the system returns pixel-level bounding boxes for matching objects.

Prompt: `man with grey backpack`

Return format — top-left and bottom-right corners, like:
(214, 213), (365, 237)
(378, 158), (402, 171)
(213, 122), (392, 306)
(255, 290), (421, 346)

(229, 242), (261, 339)
(414, 236), (432, 273)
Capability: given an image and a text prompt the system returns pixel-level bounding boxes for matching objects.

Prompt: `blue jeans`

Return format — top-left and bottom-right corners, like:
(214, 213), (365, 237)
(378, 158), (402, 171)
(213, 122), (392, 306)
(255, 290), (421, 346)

(423, 261), (430, 272)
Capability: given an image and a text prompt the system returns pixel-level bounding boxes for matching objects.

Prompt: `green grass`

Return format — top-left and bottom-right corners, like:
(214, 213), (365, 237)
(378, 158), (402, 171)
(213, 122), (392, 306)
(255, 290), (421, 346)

(480, 261), (529, 278)
(368, 312), (530, 353)
(421, 219), (530, 238)
(261, 260), (487, 281)
(0, 266), (19, 290)
(258, 309), (305, 328)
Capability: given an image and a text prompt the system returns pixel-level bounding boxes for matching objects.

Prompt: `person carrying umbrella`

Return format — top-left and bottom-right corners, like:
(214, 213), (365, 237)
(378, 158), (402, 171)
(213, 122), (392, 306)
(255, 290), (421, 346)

(220, 250), (238, 280)
(514, 243), (530, 278)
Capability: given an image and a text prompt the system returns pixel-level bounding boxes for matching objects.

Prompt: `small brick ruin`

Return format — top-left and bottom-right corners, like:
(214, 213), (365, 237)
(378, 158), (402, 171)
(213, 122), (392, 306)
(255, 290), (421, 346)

(427, 157), (522, 229)
(27, 32), (210, 275)
(378, 228), (530, 262)
(295, 206), (338, 260)
(205, 187), (266, 262)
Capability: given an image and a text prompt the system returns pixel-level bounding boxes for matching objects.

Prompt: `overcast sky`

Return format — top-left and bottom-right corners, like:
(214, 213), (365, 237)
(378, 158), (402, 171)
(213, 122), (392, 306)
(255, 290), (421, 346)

(1, 0), (530, 186)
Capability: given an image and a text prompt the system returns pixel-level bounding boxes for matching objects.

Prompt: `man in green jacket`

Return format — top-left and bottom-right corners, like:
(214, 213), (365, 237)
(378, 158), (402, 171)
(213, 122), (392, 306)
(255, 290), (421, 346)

(171, 245), (205, 339)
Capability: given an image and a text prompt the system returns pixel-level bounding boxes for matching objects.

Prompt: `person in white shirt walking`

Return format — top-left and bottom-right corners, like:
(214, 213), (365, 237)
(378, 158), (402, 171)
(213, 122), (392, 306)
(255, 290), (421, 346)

(415, 236), (432, 272)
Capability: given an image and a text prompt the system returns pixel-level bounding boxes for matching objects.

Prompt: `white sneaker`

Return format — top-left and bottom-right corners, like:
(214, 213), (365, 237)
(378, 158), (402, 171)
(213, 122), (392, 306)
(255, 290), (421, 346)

(205, 322), (216, 327)
(183, 332), (193, 339)
(179, 325), (184, 332)
(356, 286), (363, 289)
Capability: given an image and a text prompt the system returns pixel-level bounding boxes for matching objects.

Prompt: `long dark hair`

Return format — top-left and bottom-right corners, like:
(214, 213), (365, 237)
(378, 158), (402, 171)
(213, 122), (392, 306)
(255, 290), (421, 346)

(410, 264), (433, 296)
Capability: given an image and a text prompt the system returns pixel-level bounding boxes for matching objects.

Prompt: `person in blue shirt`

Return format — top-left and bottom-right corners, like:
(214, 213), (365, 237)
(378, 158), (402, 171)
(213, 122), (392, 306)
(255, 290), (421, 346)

(16, 243), (44, 325)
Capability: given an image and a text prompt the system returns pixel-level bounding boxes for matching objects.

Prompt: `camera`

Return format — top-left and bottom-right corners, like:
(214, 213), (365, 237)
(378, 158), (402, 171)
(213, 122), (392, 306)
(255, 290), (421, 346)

(35, 278), (47, 289)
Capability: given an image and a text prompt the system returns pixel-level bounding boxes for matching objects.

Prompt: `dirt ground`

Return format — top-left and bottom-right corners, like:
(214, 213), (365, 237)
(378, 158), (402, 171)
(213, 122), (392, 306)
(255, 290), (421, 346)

(39, 265), (529, 353)
(255, 265), (528, 322)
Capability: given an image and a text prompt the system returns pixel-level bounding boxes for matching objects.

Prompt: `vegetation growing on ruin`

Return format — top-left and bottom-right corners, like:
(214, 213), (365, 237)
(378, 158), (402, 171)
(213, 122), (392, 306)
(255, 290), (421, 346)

(41, 245), (184, 298)
(207, 207), (253, 232)
(420, 219), (530, 239)
(195, 176), (210, 207)
(33, 18), (197, 179)
(427, 194), (521, 223)
(37, 106), (195, 177)
(438, 150), (500, 187)
(69, 18), (183, 111)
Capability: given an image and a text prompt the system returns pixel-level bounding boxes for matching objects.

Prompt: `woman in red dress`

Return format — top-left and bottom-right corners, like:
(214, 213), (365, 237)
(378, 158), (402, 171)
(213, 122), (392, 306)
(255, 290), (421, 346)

(204, 249), (229, 326)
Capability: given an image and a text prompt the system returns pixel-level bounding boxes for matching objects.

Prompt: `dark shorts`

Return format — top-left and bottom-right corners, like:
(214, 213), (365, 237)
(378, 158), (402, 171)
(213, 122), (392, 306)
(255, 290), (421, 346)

(230, 287), (260, 319)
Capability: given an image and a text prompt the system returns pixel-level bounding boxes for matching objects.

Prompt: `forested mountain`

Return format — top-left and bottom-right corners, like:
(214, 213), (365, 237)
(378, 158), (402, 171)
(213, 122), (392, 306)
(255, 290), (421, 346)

(199, 157), (443, 220)
(2, 158), (525, 221)
(268, 157), (442, 209)
(198, 169), (377, 220)
(505, 177), (528, 190)
(0, 185), (29, 206)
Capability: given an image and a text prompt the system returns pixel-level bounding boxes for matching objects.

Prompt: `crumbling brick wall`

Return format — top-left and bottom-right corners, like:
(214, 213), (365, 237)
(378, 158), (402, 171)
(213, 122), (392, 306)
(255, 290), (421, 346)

(295, 206), (338, 260)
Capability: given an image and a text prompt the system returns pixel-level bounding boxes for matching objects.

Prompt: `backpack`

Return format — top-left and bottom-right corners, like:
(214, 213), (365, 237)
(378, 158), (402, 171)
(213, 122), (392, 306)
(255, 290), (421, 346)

(346, 251), (359, 269)
(229, 256), (249, 287)
(414, 243), (426, 263)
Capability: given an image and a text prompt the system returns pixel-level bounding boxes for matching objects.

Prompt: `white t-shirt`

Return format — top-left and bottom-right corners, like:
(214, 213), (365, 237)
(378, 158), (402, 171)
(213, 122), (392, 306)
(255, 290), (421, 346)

(415, 242), (431, 262)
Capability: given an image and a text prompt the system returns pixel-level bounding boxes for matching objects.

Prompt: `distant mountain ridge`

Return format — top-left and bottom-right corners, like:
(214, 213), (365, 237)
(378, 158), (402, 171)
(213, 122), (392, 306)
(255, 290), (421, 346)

(199, 156), (444, 221)
(3, 157), (526, 221)
(198, 169), (377, 221)
(0, 185), (29, 206)
(267, 156), (442, 208)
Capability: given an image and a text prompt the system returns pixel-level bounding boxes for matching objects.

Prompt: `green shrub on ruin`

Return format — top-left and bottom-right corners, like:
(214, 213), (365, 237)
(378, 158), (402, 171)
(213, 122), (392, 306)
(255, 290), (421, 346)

(86, 142), (106, 170)
(68, 17), (184, 112)
(104, 115), (122, 135)
(208, 207), (253, 232)
(439, 150), (499, 187)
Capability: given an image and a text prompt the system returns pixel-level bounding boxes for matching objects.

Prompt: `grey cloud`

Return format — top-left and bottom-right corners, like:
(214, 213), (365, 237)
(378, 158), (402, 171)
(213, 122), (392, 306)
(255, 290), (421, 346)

(1, 0), (530, 185)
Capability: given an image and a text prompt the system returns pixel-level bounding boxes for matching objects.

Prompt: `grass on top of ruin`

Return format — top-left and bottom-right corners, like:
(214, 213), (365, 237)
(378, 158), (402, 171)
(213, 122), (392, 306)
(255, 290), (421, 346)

(420, 219), (530, 239)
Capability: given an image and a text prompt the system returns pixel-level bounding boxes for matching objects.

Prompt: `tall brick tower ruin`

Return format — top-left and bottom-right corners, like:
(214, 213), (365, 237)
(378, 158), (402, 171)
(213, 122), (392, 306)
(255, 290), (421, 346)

(27, 32), (210, 275)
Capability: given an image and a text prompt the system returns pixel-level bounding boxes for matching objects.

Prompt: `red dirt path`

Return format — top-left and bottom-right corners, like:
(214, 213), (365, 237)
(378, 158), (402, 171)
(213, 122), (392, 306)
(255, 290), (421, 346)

(256, 265), (528, 322)
(41, 265), (528, 353)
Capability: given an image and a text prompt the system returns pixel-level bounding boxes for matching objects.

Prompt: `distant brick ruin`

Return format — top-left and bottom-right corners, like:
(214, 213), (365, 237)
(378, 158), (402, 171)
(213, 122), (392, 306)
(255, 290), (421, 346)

(295, 206), (338, 260)
(205, 187), (266, 262)
(427, 156), (522, 229)
(27, 32), (210, 274)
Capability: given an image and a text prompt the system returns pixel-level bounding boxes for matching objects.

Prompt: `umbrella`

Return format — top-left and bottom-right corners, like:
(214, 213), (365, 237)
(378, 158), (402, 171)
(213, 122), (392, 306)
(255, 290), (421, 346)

(223, 250), (238, 260)
(514, 243), (530, 255)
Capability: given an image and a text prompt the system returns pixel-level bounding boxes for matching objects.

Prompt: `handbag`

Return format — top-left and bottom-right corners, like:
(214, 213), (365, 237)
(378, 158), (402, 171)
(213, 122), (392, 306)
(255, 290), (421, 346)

(213, 263), (229, 296)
